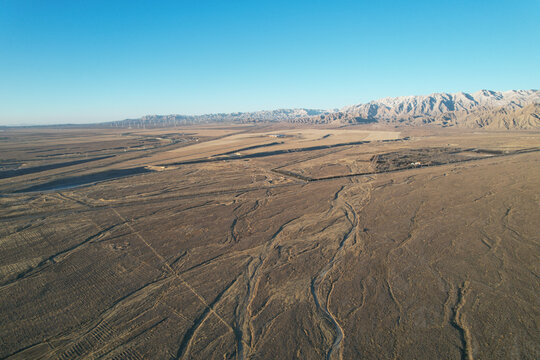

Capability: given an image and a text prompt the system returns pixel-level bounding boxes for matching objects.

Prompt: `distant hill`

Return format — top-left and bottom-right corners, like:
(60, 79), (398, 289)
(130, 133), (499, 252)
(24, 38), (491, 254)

(105, 89), (540, 129)
(106, 108), (328, 128)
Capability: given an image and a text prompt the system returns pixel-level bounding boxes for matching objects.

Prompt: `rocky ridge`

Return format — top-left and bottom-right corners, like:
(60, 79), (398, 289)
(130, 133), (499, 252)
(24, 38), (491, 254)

(109, 89), (540, 129)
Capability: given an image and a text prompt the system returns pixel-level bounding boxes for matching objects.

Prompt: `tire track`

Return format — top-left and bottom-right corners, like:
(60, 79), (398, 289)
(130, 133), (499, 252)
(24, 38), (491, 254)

(0, 220), (122, 289)
(109, 208), (242, 360)
(175, 277), (239, 360)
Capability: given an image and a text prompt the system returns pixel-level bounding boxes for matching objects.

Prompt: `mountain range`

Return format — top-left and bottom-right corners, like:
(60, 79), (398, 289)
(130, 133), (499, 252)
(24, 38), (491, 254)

(108, 89), (540, 129)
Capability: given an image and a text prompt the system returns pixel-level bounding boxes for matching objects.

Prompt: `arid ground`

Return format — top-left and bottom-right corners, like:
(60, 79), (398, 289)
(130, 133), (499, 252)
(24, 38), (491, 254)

(0, 125), (539, 359)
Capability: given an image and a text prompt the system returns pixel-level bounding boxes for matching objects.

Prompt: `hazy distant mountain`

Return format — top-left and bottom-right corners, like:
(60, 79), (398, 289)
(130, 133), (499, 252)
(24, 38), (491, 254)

(107, 89), (540, 129)
(108, 108), (328, 128)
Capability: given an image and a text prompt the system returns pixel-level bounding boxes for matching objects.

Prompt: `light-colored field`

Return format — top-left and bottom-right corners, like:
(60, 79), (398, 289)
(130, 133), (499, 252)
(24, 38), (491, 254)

(152, 128), (400, 164)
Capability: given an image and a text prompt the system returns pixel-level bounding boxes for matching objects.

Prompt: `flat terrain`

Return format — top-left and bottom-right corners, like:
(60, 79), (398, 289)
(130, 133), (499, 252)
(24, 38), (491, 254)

(0, 125), (539, 359)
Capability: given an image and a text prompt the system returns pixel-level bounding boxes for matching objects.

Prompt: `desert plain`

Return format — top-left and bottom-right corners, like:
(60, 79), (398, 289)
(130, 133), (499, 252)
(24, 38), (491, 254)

(0, 124), (539, 359)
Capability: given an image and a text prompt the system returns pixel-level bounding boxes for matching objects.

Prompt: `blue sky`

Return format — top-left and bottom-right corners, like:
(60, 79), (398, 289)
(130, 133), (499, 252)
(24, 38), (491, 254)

(0, 0), (539, 125)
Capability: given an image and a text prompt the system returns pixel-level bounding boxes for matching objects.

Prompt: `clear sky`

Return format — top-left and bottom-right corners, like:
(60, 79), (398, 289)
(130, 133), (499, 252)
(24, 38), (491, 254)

(1, 0), (539, 125)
